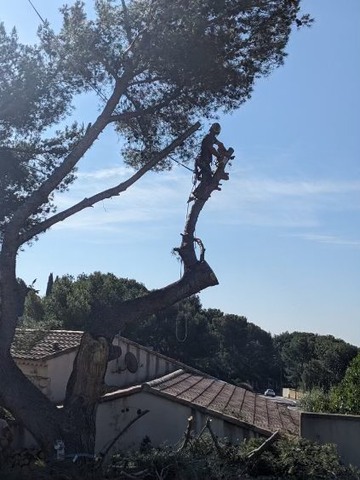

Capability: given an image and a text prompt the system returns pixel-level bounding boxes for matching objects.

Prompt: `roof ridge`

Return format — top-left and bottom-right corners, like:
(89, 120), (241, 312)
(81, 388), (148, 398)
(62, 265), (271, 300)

(146, 369), (185, 388)
(15, 328), (84, 334)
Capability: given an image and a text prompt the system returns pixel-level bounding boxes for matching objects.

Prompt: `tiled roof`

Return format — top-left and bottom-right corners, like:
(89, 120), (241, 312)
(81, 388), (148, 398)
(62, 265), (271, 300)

(11, 329), (83, 360)
(146, 370), (299, 436)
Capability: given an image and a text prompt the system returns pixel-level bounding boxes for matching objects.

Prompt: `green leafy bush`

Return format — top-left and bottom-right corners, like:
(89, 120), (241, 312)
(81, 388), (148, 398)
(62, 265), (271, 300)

(298, 387), (332, 413)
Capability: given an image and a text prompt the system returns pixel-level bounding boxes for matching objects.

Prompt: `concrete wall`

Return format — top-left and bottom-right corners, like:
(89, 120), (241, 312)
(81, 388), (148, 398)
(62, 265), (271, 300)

(301, 411), (360, 468)
(96, 389), (263, 458)
(16, 351), (78, 404)
(46, 350), (78, 403)
(105, 338), (178, 389)
(282, 388), (303, 400)
(96, 390), (191, 455)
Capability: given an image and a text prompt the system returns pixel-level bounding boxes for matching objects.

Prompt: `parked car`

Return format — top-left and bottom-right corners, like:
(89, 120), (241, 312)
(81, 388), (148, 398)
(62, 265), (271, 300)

(264, 388), (276, 397)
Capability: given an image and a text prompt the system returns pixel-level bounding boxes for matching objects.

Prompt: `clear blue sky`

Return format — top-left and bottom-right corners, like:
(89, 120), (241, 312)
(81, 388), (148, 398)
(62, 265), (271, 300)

(2, 1), (360, 346)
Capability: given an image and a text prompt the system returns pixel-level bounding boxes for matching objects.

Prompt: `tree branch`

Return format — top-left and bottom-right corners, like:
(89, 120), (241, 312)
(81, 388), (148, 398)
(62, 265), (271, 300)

(178, 415), (194, 451)
(124, 91), (154, 147)
(100, 260), (218, 338)
(108, 92), (179, 124)
(87, 142), (234, 338)
(175, 148), (234, 270)
(18, 122), (201, 246)
(4, 74), (132, 239)
(0, 355), (63, 455)
(121, 0), (133, 46)
(128, 75), (164, 87)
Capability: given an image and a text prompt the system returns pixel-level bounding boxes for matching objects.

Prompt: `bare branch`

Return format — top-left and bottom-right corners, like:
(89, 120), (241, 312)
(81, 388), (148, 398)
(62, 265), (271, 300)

(4, 75), (133, 239)
(122, 28), (148, 58)
(108, 91), (179, 123)
(109, 106), (159, 123)
(87, 142), (234, 338)
(246, 430), (280, 461)
(178, 415), (194, 451)
(18, 122), (201, 245)
(205, 418), (223, 456)
(101, 260), (218, 337)
(241, 430), (280, 475)
(129, 75), (164, 87)
(175, 148), (234, 270)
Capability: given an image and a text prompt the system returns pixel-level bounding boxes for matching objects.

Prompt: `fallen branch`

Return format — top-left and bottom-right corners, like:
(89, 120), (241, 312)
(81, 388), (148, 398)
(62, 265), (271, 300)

(204, 418), (223, 456)
(155, 464), (173, 480)
(246, 430), (280, 462)
(240, 429), (280, 476)
(114, 469), (148, 479)
(194, 417), (223, 456)
(178, 415), (194, 451)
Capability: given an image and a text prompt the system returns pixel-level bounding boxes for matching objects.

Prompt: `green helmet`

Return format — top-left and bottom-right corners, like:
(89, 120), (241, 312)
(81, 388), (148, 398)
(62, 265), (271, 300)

(210, 122), (221, 134)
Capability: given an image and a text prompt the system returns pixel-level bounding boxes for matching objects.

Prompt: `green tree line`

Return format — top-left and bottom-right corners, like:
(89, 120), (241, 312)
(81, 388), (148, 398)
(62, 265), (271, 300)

(299, 353), (360, 415)
(20, 272), (358, 393)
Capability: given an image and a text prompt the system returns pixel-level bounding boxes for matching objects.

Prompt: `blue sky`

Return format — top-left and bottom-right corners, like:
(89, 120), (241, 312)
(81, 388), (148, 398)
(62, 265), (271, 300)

(2, 1), (360, 345)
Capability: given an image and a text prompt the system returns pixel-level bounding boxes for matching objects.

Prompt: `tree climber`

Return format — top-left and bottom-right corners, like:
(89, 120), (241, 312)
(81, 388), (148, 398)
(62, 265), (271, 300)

(195, 122), (225, 182)
(190, 123), (233, 202)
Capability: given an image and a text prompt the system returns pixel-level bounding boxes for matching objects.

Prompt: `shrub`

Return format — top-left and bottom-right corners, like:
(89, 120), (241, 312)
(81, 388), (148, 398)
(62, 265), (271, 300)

(298, 387), (331, 413)
(107, 435), (360, 480)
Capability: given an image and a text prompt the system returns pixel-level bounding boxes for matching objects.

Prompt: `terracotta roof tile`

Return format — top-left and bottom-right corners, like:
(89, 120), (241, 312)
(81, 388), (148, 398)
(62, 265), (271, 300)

(147, 369), (299, 436)
(11, 329), (83, 360)
(206, 382), (234, 410)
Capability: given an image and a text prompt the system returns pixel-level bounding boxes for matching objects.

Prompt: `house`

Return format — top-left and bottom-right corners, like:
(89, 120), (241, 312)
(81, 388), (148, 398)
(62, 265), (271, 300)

(97, 368), (299, 455)
(11, 329), (300, 455)
(11, 329), (83, 403)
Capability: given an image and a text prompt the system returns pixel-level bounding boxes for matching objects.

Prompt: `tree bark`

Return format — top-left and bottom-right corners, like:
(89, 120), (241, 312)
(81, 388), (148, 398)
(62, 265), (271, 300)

(0, 120), (203, 455)
(0, 354), (63, 456)
(0, 238), (20, 353)
(0, 235), (63, 456)
(56, 150), (232, 455)
(62, 333), (109, 454)
(0, 128), (231, 457)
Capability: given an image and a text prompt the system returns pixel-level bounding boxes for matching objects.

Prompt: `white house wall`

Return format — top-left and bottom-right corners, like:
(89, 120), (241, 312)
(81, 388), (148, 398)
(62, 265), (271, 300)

(105, 339), (178, 389)
(45, 350), (78, 403)
(14, 360), (49, 398)
(96, 391), (189, 455)
(96, 390), (261, 458)
(16, 351), (77, 403)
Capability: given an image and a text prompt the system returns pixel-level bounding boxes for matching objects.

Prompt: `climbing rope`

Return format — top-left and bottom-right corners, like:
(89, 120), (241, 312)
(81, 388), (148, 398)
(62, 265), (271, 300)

(171, 149), (200, 343)
(168, 154), (195, 173)
(175, 314), (188, 343)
